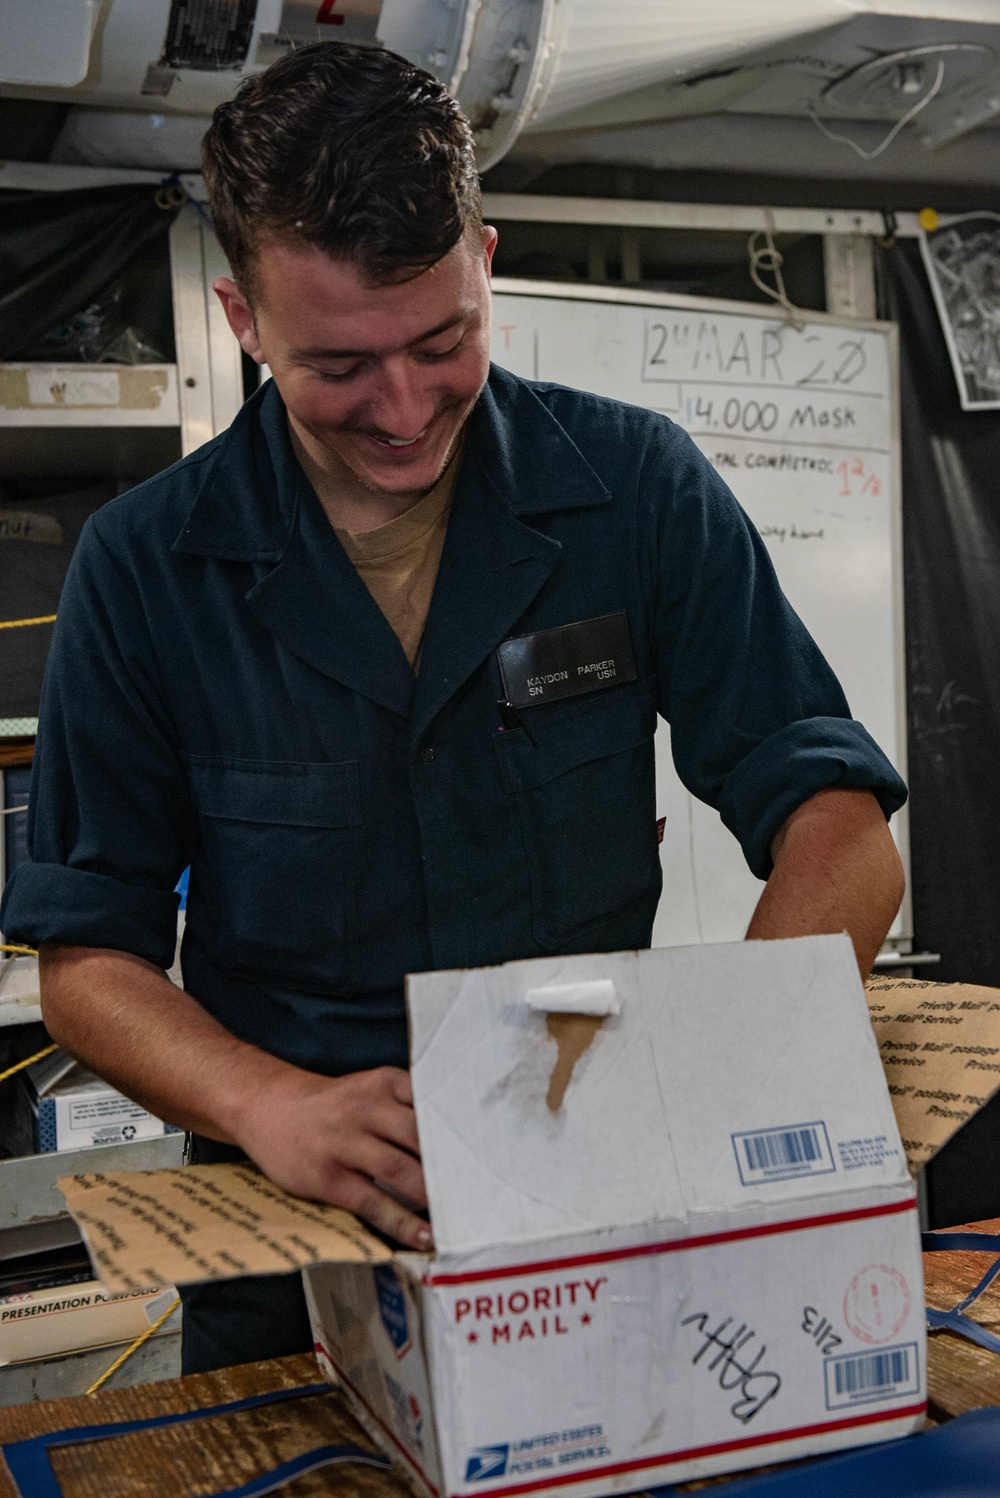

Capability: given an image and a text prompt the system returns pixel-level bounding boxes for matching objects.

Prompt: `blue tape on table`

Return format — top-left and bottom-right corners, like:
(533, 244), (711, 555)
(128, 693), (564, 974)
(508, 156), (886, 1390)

(649, 1407), (1000, 1496)
(922, 1230), (1000, 1358)
(0, 1380), (390, 1498)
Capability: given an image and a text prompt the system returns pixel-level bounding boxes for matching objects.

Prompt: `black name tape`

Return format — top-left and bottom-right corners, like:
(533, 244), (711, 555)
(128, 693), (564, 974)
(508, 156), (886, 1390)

(497, 612), (637, 709)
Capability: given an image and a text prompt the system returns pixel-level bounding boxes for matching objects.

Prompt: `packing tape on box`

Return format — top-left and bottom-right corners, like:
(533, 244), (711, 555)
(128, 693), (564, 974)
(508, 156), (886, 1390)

(524, 979), (620, 1015)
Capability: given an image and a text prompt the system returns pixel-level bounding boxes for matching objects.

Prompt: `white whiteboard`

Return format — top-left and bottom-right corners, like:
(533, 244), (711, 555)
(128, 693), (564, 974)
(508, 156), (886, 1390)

(489, 279), (909, 947)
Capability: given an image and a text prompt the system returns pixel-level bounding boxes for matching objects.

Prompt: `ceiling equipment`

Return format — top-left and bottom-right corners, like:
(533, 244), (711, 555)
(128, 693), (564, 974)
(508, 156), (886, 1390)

(3, 1), (1000, 173)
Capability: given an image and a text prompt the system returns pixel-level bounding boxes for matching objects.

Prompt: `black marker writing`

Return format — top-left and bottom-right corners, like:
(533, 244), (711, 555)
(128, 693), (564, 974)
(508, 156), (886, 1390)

(802, 1305), (842, 1355)
(681, 1312), (781, 1424)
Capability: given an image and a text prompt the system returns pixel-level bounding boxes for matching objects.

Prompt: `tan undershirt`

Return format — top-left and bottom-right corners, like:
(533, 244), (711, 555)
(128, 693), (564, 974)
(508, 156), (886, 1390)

(333, 451), (461, 670)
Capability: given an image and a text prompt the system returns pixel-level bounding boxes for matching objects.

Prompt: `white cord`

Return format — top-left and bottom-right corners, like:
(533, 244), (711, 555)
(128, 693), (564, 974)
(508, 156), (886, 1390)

(807, 59), (945, 162)
(747, 208), (806, 331)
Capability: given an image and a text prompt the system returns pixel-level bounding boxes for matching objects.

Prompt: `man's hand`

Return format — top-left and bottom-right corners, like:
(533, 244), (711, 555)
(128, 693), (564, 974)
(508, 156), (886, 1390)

(234, 1065), (431, 1249)
(38, 946), (432, 1250)
(745, 787), (905, 978)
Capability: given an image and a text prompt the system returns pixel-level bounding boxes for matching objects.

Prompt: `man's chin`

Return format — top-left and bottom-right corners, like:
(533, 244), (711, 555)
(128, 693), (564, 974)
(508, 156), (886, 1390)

(345, 462), (442, 499)
(340, 434), (460, 498)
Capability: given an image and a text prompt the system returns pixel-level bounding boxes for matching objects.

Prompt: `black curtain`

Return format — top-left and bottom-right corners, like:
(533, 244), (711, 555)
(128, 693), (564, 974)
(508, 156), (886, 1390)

(881, 240), (1000, 987)
(0, 185), (181, 360)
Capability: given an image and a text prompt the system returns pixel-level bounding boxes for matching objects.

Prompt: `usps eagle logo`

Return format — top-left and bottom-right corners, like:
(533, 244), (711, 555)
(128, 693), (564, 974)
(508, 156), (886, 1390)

(373, 1264), (411, 1357)
(465, 1445), (510, 1481)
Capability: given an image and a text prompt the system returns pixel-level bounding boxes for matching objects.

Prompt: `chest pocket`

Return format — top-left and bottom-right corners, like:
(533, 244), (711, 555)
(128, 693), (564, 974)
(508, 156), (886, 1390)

(183, 755), (362, 988)
(495, 674), (660, 948)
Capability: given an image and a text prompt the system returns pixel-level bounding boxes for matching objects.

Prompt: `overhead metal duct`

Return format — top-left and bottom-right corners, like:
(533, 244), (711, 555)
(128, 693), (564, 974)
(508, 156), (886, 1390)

(380, 0), (857, 168)
(3, 0), (1000, 171)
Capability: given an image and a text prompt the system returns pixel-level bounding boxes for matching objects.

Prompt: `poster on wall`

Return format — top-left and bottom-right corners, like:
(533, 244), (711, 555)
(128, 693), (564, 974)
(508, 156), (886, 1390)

(919, 211), (1000, 411)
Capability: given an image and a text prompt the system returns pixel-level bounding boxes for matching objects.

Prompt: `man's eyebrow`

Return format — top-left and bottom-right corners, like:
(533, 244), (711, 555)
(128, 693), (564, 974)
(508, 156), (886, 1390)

(294, 312), (471, 361)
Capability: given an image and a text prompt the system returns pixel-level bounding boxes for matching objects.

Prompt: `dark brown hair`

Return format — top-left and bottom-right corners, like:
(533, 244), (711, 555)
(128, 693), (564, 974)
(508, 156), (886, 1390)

(202, 41), (482, 296)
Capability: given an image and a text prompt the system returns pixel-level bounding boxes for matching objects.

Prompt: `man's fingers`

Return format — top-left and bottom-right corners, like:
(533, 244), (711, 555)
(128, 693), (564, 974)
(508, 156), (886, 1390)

(341, 1172), (432, 1251)
(373, 1177), (427, 1216)
(342, 1137), (428, 1209)
(355, 1069), (421, 1156)
(369, 1097), (422, 1159)
(364, 1065), (413, 1108)
(388, 1068), (414, 1107)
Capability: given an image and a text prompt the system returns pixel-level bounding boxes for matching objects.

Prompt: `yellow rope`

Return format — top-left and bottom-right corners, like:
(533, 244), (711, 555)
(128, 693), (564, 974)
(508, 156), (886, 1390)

(0, 614), (56, 630)
(0, 1041), (57, 1084)
(1, 942), (37, 956)
(85, 1295), (181, 1394)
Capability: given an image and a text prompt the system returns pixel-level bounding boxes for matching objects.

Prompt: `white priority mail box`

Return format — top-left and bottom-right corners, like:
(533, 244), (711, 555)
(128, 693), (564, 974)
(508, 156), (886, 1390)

(302, 935), (925, 1497)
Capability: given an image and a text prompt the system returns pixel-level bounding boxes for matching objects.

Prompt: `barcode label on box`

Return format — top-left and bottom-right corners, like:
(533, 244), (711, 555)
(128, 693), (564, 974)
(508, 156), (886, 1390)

(732, 1121), (835, 1185)
(825, 1342), (920, 1409)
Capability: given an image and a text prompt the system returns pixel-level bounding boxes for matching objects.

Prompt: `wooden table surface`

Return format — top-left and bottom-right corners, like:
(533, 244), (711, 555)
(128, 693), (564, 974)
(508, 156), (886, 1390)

(0, 1353), (412, 1498)
(3, 1224), (1000, 1496)
(925, 1215), (1000, 1419)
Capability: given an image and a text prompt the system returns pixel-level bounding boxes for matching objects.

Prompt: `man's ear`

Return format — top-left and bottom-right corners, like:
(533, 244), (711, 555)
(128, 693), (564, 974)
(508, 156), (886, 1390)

(482, 224), (498, 277)
(213, 277), (266, 363)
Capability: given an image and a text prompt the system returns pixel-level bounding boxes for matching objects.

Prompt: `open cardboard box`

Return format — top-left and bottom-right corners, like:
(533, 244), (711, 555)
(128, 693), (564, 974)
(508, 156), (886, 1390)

(59, 934), (926, 1497)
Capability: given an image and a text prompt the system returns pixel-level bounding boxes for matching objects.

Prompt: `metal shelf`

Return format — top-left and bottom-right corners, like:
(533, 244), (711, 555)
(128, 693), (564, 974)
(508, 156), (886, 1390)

(0, 1330), (181, 1407)
(0, 1133), (185, 1232)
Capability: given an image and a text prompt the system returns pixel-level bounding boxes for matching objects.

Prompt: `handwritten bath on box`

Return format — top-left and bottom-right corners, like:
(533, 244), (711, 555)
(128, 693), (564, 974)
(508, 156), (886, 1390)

(303, 935), (924, 1498)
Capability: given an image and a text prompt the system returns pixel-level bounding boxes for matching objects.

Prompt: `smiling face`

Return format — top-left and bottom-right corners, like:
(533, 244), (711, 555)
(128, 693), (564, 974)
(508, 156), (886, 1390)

(216, 227), (497, 509)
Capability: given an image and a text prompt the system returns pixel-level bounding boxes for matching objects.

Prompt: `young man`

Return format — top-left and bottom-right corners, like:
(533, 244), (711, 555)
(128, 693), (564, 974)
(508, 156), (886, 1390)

(1, 43), (905, 1372)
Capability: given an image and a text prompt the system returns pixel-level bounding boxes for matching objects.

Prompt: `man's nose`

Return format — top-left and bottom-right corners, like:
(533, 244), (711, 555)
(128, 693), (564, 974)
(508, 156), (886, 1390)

(370, 357), (436, 438)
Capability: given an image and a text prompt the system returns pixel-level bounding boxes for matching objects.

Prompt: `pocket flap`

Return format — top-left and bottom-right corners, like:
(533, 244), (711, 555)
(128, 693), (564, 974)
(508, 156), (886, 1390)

(497, 674), (656, 792)
(184, 755), (361, 829)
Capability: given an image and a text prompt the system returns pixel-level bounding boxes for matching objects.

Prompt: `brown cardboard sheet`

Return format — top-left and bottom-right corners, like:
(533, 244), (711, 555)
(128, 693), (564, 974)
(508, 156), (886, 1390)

(57, 1162), (392, 1294)
(866, 976), (1000, 1173)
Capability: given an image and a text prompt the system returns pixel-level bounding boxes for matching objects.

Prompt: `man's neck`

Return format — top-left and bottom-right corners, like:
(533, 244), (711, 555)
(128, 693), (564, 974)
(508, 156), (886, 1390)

(288, 415), (460, 534)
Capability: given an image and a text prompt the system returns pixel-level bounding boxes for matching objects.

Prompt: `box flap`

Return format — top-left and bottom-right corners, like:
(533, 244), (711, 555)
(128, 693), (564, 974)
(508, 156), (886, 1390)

(408, 934), (910, 1259)
(57, 1163), (392, 1293)
(26, 1046), (78, 1098)
(866, 974), (1000, 1171)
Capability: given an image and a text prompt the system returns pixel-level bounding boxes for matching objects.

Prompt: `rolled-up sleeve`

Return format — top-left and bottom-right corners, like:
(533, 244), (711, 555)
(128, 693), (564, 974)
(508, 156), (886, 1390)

(0, 513), (196, 968)
(648, 427), (907, 879)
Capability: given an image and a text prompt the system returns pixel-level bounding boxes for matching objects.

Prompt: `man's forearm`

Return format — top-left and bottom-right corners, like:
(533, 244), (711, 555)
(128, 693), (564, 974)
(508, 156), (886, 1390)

(38, 945), (299, 1144)
(38, 945), (432, 1247)
(745, 787), (905, 978)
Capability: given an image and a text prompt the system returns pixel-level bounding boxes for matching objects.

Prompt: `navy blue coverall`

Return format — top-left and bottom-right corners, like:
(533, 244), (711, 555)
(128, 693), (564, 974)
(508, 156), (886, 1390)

(0, 364), (907, 1369)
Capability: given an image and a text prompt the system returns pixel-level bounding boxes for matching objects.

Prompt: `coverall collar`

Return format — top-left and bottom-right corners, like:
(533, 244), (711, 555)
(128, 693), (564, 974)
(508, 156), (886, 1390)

(408, 368), (612, 746)
(172, 366), (612, 730)
(174, 366), (611, 560)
